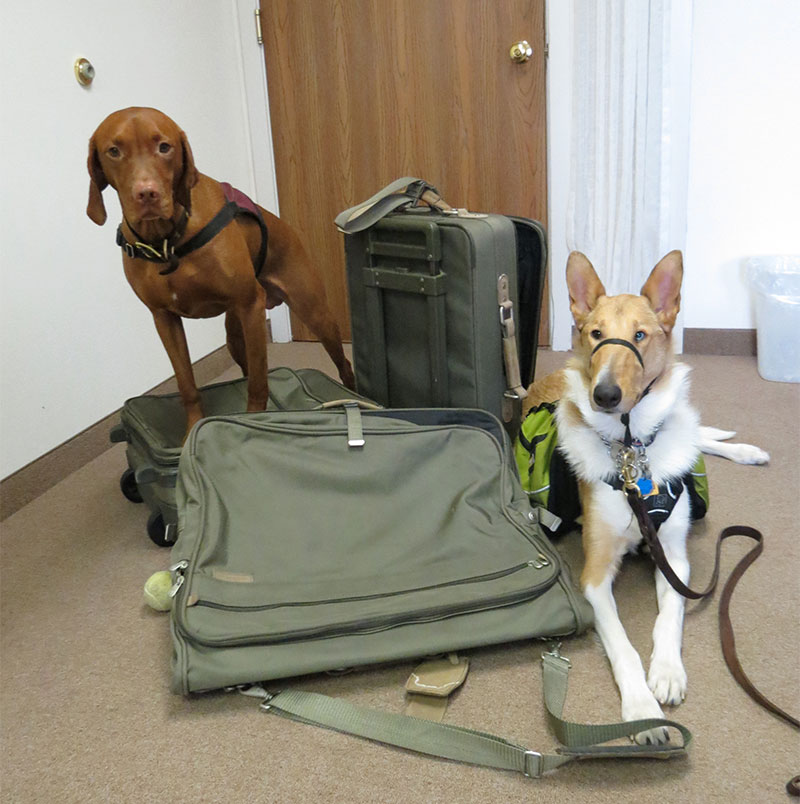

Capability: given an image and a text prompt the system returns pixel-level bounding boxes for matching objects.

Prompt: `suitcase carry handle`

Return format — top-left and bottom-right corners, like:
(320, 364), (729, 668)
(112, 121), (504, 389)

(317, 399), (383, 411)
(335, 177), (452, 234)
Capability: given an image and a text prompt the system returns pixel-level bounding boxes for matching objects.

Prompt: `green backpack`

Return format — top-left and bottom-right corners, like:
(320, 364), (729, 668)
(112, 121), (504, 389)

(515, 402), (710, 532)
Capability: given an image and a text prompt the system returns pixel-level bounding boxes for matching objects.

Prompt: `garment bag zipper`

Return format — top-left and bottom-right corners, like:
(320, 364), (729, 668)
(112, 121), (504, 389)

(180, 558), (554, 647)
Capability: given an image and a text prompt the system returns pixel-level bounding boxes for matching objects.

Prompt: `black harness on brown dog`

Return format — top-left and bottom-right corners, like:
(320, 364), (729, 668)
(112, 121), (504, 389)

(116, 182), (268, 277)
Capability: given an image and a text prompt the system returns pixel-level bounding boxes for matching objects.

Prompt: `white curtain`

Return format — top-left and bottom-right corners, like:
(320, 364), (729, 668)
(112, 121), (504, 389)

(567, 0), (691, 314)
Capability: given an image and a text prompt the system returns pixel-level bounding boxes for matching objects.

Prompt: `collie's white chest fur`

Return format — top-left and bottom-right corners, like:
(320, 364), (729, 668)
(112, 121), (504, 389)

(554, 362), (701, 487)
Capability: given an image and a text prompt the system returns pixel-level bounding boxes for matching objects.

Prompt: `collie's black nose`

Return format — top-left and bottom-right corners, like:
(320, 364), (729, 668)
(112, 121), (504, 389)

(593, 382), (622, 410)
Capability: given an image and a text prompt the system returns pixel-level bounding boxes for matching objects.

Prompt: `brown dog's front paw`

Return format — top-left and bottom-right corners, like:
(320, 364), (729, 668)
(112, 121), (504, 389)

(340, 361), (356, 391)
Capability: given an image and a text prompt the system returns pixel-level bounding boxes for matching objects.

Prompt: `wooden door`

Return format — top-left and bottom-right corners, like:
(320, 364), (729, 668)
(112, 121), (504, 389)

(261, 0), (549, 344)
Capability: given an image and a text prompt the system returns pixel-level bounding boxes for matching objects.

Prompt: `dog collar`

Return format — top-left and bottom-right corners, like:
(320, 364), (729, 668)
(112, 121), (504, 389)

(117, 208), (192, 275)
(116, 184), (268, 277)
(603, 382), (663, 499)
(117, 202), (241, 276)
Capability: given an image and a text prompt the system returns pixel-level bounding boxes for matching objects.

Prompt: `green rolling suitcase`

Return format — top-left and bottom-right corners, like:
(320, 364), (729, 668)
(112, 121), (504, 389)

(337, 178), (546, 434)
(110, 367), (373, 546)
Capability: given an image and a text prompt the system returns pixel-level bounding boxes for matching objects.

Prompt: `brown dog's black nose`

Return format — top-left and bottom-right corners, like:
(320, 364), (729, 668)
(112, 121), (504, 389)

(593, 382), (622, 410)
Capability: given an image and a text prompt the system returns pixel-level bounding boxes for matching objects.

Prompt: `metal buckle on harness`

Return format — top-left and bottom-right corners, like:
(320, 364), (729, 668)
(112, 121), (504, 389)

(523, 750), (543, 778)
(618, 446), (642, 494)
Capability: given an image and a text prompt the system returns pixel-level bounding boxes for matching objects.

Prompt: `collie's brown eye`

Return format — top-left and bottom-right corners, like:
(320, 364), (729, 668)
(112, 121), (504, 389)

(590, 329), (602, 339)
(158, 142), (172, 154)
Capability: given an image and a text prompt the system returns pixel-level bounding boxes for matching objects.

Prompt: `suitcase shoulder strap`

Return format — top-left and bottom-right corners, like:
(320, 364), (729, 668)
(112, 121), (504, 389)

(251, 648), (692, 778)
(335, 177), (452, 233)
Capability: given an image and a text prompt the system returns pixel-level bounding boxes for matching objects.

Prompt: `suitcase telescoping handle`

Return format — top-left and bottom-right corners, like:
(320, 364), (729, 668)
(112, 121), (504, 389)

(335, 178), (452, 234)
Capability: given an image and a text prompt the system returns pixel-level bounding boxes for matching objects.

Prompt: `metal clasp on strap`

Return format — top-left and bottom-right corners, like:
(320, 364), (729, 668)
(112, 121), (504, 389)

(523, 750), (543, 778)
(541, 643), (572, 668)
(259, 690), (278, 711)
(344, 402), (365, 448)
(497, 274), (527, 413)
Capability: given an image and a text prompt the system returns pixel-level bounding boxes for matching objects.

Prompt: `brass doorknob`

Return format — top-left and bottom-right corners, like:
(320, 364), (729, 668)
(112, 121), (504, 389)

(509, 41), (533, 63)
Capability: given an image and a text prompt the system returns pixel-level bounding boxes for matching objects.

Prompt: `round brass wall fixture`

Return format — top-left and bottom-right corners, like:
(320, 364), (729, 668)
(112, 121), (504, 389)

(74, 58), (96, 86)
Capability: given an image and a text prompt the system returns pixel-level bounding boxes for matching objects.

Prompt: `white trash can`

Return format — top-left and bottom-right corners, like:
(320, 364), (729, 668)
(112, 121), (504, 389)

(747, 256), (800, 383)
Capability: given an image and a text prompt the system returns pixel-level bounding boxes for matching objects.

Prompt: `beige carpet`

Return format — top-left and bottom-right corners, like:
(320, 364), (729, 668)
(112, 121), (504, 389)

(1, 344), (798, 803)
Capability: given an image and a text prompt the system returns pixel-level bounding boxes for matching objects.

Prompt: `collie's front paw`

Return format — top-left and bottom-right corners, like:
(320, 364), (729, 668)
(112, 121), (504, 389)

(648, 656), (687, 706)
(622, 693), (670, 745)
(729, 443), (770, 465)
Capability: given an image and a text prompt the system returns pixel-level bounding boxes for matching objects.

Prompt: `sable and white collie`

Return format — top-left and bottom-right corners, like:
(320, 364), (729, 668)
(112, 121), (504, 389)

(525, 250), (768, 744)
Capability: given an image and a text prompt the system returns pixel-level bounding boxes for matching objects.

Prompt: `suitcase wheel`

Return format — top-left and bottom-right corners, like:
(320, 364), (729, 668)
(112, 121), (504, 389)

(120, 469), (143, 504)
(147, 512), (175, 548)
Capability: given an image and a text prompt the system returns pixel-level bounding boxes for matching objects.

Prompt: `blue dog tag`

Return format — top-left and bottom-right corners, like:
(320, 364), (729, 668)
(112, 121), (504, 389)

(637, 477), (656, 497)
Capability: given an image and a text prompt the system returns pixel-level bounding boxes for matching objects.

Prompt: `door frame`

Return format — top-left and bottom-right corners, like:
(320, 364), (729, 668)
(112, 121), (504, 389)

(235, 0), (292, 343)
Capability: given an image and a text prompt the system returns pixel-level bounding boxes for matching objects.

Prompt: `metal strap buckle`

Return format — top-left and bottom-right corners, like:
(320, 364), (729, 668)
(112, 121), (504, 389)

(523, 750), (543, 778)
(259, 691), (278, 711)
(499, 301), (514, 329)
(541, 643), (572, 668)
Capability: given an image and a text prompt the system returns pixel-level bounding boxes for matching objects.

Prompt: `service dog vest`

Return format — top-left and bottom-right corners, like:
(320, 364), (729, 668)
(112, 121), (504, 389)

(515, 402), (709, 533)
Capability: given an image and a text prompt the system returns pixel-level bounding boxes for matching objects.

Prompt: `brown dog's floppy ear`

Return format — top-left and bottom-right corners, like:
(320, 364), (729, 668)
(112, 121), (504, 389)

(175, 130), (198, 216)
(566, 252), (606, 329)
(641, 250), (683, 333)
(86, 137), (108, 225)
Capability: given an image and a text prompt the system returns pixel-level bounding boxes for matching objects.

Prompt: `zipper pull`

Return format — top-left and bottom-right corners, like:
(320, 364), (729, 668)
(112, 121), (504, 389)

(528, 553), (551, 570)
(169, 560), (189, 598)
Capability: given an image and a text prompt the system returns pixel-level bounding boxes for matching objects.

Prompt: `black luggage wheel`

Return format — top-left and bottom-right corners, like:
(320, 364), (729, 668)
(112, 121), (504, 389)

(147, 512), (175, 548)
(120, 469), (143, 504)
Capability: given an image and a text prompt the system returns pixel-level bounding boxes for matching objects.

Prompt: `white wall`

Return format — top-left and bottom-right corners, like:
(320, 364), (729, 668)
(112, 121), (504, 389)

(683, 0), (800, 329)
(0, 0), (273, 479)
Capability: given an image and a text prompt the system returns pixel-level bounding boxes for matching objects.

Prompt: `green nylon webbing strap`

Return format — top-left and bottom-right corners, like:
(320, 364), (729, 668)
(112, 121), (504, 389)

(334, 177), (448, 234)
(258, 649), (692, 778)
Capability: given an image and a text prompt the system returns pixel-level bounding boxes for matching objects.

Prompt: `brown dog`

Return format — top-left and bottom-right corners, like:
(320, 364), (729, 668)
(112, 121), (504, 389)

(87, 107), (354, 439)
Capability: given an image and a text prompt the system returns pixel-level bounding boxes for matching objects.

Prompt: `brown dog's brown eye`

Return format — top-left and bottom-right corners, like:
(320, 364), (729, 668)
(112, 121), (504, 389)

(158, 142), (172, 154)
(108, 146), (120, 158)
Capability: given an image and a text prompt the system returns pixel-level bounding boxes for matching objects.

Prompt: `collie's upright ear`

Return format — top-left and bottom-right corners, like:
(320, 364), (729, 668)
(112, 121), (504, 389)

(86, 136), (108, 225)
(641, 250), (683, 333)
(566, 251), (606, 329)
(174, 129), (198, 216)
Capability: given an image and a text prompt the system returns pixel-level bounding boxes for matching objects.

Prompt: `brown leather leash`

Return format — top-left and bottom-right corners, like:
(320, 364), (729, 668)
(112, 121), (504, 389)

(626, 492), (800, 795)
(595, 335), (798, 791)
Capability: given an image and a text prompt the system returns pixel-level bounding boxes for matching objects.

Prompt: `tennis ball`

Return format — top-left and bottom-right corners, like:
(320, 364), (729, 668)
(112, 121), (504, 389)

(143, 570), (173, 611)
